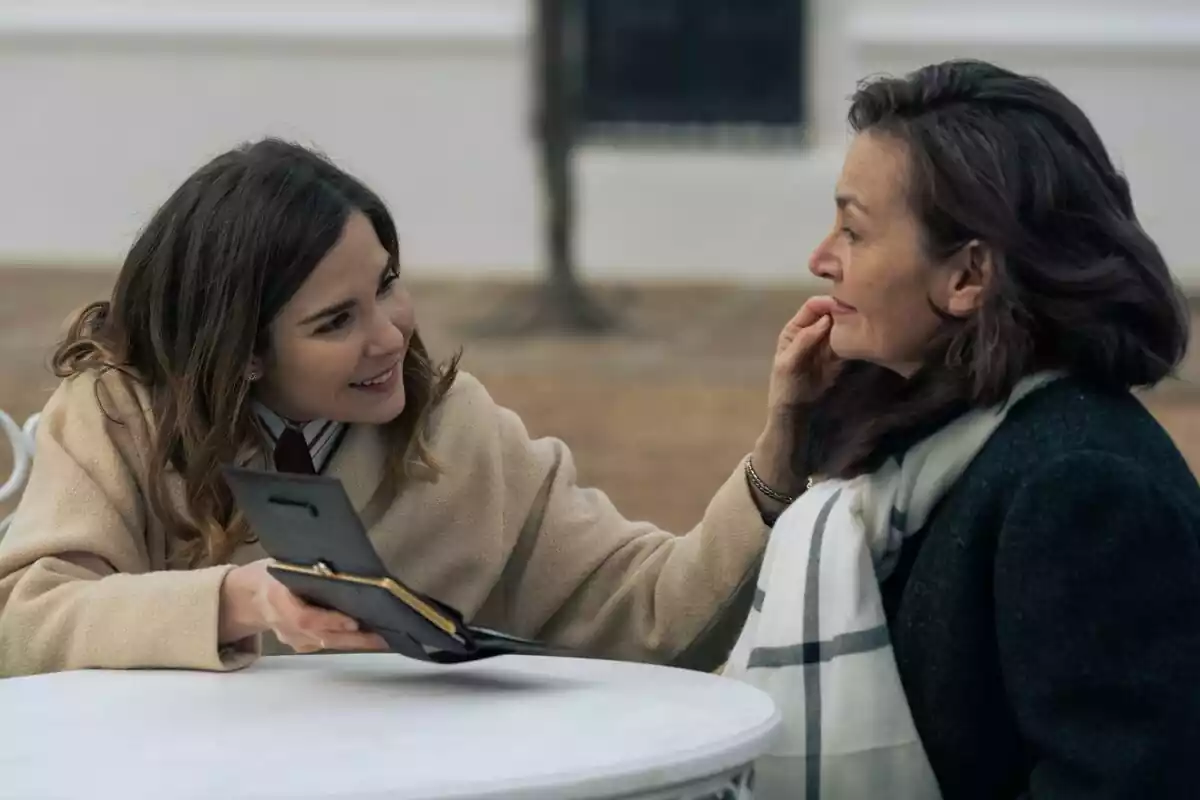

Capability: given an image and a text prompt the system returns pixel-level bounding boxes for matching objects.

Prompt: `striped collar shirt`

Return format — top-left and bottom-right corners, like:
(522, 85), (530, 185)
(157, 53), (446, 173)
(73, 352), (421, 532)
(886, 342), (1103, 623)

(253, 403), (346, 474)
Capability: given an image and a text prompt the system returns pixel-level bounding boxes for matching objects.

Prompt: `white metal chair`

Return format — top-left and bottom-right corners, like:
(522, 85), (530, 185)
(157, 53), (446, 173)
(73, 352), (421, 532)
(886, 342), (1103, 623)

(0, 409), (39, 536)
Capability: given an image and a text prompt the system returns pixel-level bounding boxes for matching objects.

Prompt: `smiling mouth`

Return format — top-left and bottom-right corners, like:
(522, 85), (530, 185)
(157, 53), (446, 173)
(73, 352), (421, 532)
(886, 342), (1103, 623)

(350, 364), (398, 388)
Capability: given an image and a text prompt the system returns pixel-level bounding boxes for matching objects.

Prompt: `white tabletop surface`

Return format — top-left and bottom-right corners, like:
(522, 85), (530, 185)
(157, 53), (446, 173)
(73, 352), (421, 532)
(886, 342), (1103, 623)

(0, 653), (780, 800)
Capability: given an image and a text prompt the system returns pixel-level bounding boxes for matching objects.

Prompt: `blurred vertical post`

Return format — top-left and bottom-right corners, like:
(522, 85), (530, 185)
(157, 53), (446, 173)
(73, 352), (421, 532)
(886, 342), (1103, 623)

(531, 0), (615, 331)
(477, 0), (615, 335)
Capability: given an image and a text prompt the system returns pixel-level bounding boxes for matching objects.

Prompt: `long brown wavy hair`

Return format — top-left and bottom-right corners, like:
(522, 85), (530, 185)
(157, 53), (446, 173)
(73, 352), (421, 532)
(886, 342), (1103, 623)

(52, 138), (459, 568)
(802, 59), (1190, 478)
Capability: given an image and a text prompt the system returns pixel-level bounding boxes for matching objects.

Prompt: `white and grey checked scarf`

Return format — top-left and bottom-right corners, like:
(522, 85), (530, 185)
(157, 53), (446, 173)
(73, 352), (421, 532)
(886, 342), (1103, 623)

(722, 372), (1061, 800)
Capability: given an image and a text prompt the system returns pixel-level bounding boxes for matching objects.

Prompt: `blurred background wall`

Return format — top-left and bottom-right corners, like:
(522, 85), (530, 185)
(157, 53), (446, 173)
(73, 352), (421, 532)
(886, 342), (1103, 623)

(1, 0), (1197, 286)
(5, 1), (1200, 534)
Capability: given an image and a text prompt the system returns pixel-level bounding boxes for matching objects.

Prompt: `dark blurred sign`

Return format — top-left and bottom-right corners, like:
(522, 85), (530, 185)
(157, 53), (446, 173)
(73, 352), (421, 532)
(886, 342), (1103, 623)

(578, 0), (806, 143)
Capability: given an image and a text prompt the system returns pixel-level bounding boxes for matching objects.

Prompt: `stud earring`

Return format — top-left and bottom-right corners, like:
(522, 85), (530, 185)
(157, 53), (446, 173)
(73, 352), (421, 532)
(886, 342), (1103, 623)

(247, 368), (261, 382)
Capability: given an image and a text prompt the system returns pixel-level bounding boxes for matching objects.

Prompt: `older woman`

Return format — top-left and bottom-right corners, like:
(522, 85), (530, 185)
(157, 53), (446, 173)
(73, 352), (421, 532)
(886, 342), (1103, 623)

(0, 138), (832, 677)
(722, 59), (1200, 799)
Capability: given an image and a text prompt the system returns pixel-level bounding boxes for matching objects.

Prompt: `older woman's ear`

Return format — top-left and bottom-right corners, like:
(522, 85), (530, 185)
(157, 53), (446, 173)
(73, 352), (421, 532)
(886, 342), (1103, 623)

(942, 239), (994, 318)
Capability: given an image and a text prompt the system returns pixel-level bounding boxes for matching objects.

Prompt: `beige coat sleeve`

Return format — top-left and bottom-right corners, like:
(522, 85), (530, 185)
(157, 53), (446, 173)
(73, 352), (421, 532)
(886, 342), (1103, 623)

(461, 376), (769, 671)
(0, 374), (257, 677)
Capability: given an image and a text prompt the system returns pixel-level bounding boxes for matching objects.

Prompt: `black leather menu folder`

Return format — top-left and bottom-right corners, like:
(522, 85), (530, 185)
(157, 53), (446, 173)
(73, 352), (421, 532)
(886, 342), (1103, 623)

(221, 465), (559, 663)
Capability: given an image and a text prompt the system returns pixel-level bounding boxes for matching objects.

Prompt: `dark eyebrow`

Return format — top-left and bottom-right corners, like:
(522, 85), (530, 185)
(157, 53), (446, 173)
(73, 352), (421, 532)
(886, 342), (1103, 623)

(299, 299), (354, 327)
(296, 259), (396, 327)
(836, 193), (869, 215)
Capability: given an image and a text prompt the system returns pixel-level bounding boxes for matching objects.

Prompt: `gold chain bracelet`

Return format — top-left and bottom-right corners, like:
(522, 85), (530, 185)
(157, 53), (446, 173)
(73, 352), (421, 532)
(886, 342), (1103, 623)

(745, 457), (811, 506)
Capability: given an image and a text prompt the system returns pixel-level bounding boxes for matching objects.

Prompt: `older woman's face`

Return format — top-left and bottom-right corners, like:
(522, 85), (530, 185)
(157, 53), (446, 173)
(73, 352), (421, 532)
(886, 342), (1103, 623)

(807, 132), (982, 375)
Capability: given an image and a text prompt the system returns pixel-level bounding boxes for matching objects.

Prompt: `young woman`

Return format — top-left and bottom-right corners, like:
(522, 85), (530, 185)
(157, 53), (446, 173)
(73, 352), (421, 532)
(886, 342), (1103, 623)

(0, 139), (827, 677)
(722, 60), (1200, 799)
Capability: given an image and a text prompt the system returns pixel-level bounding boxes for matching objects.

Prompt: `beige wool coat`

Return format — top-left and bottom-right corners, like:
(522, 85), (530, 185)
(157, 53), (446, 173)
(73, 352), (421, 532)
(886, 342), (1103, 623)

(0, 369), (768, 677)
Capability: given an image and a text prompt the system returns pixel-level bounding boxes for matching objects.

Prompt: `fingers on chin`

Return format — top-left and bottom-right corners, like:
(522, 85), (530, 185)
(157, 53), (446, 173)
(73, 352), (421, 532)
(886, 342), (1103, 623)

(795, 302), (836, 328)
(799, 321), (833, 346)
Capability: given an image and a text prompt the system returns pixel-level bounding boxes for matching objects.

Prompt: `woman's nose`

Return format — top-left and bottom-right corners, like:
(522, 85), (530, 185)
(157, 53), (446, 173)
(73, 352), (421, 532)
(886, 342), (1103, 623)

(364, 313), (407, 358)
(808, 234), (839, 281)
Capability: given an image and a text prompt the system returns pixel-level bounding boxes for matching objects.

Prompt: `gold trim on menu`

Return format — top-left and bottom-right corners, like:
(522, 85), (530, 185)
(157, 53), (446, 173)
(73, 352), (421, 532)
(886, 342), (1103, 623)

(271, 560), (462, 640)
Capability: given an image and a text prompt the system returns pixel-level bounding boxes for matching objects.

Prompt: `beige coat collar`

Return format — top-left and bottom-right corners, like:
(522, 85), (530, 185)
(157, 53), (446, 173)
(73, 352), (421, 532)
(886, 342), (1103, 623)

(325, 423), (388, 518)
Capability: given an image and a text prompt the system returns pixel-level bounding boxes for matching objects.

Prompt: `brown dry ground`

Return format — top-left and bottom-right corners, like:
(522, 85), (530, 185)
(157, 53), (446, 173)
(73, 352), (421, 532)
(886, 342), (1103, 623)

(5, 267), (1200, 531)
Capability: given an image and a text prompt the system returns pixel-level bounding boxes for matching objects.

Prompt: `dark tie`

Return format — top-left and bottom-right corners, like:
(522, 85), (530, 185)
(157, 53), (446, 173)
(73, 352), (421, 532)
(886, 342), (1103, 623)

(274, 426), (316, 475)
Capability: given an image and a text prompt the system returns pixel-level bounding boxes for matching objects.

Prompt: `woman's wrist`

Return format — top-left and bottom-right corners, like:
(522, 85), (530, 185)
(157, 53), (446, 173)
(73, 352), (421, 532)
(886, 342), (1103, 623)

(753, 419), (806, 487)
(217, 565), (269, 645)
(747, 419), (809, 515)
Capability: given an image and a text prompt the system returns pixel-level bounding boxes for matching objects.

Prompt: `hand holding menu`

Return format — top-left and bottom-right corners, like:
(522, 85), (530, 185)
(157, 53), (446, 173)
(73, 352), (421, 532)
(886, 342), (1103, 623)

(221, 465), (561, 663)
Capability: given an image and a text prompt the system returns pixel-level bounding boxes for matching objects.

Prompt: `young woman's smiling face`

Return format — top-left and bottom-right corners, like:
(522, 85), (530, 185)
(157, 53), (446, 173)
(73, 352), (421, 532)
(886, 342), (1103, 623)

(252, 211), (415, 424)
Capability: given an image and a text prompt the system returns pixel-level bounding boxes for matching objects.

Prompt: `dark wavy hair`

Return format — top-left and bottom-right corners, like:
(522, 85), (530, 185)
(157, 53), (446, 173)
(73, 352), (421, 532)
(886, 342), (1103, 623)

(804, 59), (1189, 478)
(53, 138), (459, 567)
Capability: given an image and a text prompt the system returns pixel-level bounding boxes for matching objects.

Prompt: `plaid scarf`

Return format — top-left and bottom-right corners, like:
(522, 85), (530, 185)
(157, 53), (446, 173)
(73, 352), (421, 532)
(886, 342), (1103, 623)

(722, 372), (1061, 800)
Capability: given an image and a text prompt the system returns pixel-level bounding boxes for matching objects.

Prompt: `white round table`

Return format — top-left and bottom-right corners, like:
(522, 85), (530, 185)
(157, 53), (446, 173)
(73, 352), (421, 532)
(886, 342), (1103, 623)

(0, 654), (780, 800)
